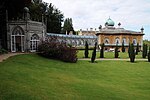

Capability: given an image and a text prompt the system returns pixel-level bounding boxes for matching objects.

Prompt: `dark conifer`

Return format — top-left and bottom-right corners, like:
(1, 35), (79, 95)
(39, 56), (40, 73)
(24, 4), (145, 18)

(91, 42), (97, 63)
(148, 46), (150, 62)
(128, 43), (131, 58)
(129, 43), (135, 62)
(122, 41), (125, 52)
(136, 43), (139, 55)
(115, 44), (119, 58)
(84, 41), (89, 58)
(142, 44), (148, 58)
(100, 43), (104, 58)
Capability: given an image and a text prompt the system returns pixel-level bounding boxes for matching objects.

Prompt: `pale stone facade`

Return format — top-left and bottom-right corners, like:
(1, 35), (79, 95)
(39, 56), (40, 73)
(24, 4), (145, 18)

(96, 18), (144, 51)
(6, 6), (46, 52)
(7, 20), (46, 52)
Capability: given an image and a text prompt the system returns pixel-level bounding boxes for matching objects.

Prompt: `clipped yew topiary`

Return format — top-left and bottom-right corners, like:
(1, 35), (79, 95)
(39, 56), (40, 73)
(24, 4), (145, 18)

(129, 43), (135, 62)
(136, 43), (139, 55)
(122, 41), (125, 53)
(91, 42), (97, 63)
(128, 43), (131, 58)
(84, 41), (89, 58)
(148, 46), (150, 62)
(142, 44), (148, 58)
(100, 43), (104, 58)
(115, 44), (119, 58)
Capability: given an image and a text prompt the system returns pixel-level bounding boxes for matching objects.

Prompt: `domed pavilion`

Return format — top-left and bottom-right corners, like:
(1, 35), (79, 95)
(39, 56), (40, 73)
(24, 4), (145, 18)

(96, 18), (144, 52)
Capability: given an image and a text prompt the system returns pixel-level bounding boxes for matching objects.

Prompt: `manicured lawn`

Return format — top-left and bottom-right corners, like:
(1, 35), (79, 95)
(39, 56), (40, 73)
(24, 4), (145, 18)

(0, 54), (150, 100)
(78, 50), (144, 59)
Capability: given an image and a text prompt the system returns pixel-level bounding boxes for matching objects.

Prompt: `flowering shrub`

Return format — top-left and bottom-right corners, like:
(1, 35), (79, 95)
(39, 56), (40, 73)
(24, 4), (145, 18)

(38, 36), (78, 63)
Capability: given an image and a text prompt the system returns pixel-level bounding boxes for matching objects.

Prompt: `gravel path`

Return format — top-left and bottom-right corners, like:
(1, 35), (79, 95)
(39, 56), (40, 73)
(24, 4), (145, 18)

(0, 53), (25, 62)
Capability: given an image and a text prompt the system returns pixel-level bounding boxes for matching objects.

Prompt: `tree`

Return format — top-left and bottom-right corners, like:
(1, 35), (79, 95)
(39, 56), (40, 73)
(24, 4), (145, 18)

(62, 18), (74, 34)
(91, 42), (97, 63)
(100, 43), (104, 58)
(148, 46), (150, 62)
(115, 44), (119, 58)
(0, 0), (31, 49)
(84, 41), (89, 58)
(143, 40), (150, 46)
(29, 2), (64, 33)
(128, 43), (131, 58)
(44, 3), (64, 33)
(122, 41), (125, 52)
(129, 43), (135, 62)
(136, 43), (139, 55)
(142, 44), (148, 58)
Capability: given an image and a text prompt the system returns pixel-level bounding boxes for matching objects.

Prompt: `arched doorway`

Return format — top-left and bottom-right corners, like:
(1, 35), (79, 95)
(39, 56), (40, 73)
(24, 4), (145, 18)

(11, 26), (25, 52)
(30, 34), (39, 52)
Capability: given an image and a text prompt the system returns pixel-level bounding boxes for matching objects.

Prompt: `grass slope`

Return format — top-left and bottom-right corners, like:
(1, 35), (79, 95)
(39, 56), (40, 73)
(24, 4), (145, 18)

(0, 54), (150, 100)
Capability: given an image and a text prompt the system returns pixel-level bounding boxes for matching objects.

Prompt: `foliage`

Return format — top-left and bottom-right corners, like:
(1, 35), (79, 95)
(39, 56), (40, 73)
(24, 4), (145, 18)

(62, 18), (74, 34)
(100, 43), (104, 58)
(1, 0), (31, 20)
(148, 46), (150, 62)
(0, 48), (8, 54)
(143, 40), (150, 46)
(129, 43), (135, 62)
(46, 3), (64, 33)
(122, 41), (125, 52)
(142, 43), (148, 58)
(91, 42), (97, 63)
(128, 43), (131, 58)
(29, 1), (48, 22)
(84, 41), (89, 58)
(136, 43), (139, 55)
(29, 2), (64, 33)
(38, 36), (78, 63)
(115, 44), (119, 58)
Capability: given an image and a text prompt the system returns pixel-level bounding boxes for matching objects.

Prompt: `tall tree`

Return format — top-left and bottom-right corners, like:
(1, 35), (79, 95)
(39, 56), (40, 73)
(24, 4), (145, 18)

(29, 2), (64, 33)
(46, 3), (64, 33)
(62, 18), (74, 34)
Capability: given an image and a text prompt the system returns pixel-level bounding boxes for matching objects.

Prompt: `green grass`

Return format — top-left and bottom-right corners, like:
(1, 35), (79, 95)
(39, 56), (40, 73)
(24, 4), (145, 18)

(0, 54), (150, 100)
(78, 50), (144, 59)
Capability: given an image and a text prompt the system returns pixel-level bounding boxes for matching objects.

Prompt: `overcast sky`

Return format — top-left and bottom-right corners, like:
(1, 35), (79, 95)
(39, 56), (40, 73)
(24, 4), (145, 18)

(43, 0), (150, 40)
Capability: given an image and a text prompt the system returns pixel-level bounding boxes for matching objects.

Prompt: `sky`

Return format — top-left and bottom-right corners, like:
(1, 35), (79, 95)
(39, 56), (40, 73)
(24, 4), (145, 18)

(43, 0), (150, 40)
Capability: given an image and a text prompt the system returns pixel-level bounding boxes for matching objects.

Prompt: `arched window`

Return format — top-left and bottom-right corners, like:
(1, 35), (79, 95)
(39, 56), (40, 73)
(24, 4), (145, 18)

(122, 38), (126, 44)
(133, 39), (137, 45)
(30, 34), (40, 52)
(104, 38), (109, 44)
(11, 26), (25, 52)
(12, 26), (24, 35)
(115, 37), (120, 44)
